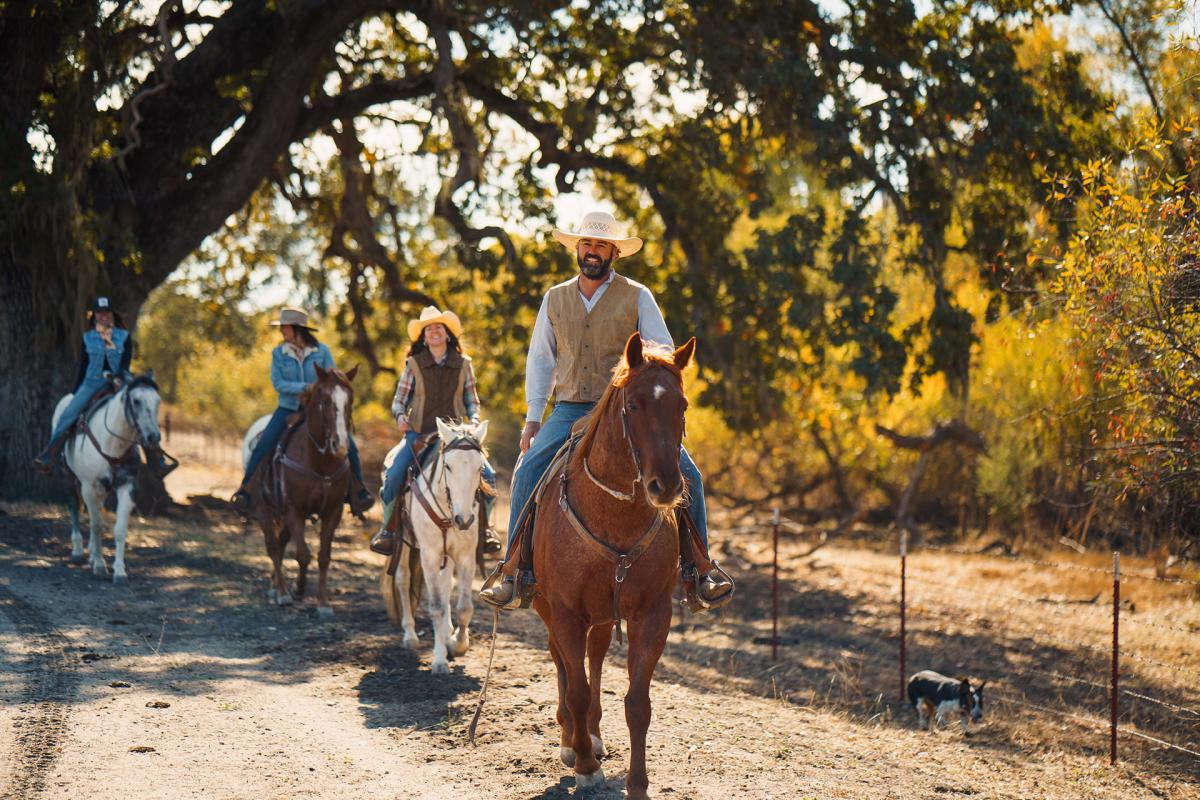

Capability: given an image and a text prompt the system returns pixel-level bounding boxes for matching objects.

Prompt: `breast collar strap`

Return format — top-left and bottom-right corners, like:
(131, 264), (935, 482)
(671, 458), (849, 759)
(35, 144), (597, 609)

(558, 435), (665, 645)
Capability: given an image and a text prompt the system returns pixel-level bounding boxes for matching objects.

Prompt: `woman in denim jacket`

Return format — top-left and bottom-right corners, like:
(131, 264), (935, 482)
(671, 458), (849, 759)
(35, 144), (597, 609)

(33, 297), (136, 473)
(231, 308), (373, 516)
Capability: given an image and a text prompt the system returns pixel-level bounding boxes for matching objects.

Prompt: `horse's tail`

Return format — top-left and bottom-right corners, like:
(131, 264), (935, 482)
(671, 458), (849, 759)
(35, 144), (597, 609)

(380, 559), (403, 627)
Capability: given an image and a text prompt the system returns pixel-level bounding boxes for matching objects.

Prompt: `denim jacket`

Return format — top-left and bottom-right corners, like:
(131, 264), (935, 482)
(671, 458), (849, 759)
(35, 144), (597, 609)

(270, 342), (335, 410)
(75, 328), (131, 389)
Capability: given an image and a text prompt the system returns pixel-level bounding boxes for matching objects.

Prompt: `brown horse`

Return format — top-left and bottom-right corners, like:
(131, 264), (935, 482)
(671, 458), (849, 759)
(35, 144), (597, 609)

(531, 332), (694, 799)
(251, 364), (358, 616)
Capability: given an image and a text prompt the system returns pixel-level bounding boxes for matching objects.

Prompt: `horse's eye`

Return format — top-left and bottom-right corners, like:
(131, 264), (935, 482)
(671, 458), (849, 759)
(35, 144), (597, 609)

(628, 401), (638, 412)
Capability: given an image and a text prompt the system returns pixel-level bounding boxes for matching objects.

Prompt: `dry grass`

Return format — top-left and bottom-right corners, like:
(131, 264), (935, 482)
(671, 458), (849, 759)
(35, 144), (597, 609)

(690, 508), (1200, 783)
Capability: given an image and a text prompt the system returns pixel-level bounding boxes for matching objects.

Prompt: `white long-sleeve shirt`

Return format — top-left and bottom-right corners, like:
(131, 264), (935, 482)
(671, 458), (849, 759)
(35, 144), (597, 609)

(525, 271), (674, 422)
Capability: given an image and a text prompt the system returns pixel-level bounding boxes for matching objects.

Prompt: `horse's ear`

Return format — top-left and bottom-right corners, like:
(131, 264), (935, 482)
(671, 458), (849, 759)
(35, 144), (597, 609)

(314, 364), (327, 379)
(674, 337), (696, 371)
(625, 332), (644, 368)
(345, 364), (359, 382)
(436, 417), (452, 442)
(474, 419), (488, 443)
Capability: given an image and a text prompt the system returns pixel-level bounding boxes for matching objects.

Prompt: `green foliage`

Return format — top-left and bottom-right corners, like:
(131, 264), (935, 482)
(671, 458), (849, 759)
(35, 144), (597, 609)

(1053, 108), (1200, 536)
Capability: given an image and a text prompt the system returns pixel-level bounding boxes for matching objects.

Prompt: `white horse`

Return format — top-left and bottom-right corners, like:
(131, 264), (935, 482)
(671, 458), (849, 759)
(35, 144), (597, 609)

(380, 418), (488, 674)
(51, 375), (163, 584)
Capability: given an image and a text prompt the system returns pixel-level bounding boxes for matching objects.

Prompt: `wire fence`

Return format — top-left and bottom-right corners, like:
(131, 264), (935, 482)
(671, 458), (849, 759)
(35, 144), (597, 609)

(754, 510), (1200, 771)
(161, 413), (244, 470)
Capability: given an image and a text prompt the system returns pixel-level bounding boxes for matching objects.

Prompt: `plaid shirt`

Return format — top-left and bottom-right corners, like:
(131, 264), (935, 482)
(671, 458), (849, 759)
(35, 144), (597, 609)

(391, 352), (480, 424)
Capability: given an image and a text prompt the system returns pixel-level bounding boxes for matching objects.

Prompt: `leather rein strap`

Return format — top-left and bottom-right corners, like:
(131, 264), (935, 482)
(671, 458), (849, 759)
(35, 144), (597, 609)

(557, 436), (666, 645)
(277, 451), (350, 512)
(409, 434), (484, 570)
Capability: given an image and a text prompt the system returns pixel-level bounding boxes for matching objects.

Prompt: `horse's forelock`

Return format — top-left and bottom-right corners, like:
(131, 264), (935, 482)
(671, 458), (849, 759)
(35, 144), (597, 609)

(578, 351), (685, 454)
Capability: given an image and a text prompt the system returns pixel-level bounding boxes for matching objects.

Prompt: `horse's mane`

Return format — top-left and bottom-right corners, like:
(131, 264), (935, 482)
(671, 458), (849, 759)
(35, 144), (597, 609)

(576, 345), (683, 456)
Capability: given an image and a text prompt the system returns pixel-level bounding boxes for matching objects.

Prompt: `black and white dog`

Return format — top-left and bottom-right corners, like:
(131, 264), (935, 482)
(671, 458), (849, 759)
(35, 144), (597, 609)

(907, 670), (985, 733)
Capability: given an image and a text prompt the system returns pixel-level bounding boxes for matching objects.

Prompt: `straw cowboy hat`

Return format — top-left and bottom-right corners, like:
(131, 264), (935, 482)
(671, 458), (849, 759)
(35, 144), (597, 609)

(408, 306), (463, 342)
(552, 210), (643, 257)
(269, 307), (318, 331)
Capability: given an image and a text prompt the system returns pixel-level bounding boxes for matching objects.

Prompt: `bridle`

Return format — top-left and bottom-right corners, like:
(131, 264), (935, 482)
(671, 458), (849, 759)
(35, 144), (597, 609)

(274, 380), (354, 510)
(304, 383), (349, 455)
(581, 381), (686, 503)
(562, 374), (686, 644)
(410, 432), (485, 569)
(86, 378), (159, 470)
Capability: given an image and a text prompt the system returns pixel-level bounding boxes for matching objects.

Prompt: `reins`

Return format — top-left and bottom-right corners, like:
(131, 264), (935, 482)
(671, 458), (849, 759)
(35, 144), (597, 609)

(409, 433), (485, 570)
(273, 380), (355, 510)
(581, 387), (644, 502)
(82, 383), (153, 471)
(559, 433), (666, 646)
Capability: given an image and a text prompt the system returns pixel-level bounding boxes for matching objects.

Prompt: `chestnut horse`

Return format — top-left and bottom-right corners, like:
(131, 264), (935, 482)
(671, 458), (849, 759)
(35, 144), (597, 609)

(531, 333), (694, 799)
(248, 364), (358, 616)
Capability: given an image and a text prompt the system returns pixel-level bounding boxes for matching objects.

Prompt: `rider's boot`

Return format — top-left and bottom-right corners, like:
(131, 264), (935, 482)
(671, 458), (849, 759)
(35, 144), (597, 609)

(478, 491), (502, 554)
(678, 510), (735, 613)
(32, 435), (65, 475)
(348, 475), (375, 519)
(230, 484), (253, 515)
(144, 445), (177, 479)
(369, 497), (397, 556)
(681, 562), (735, 612)
(478, 569), (523, 610)
(478, 524), (529, 610)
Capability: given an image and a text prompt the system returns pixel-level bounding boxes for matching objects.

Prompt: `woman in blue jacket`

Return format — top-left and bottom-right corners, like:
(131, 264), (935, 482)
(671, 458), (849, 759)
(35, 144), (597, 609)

(33, 297), (132, 473)
(231, 307), (373, 516)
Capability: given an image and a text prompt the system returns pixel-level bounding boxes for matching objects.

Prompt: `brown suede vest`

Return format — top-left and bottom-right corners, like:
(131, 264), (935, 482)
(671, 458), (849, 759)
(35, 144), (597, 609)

(546, 273), (640, 403)
(406, 350), (468, 434)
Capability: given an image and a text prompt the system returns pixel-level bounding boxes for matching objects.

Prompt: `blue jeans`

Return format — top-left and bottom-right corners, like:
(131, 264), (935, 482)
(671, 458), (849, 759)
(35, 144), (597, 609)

(505, 401), (709, 557)
(381, 431), (498, 516)
(241, 406), (363, 487)
(48, 377), (109, 444)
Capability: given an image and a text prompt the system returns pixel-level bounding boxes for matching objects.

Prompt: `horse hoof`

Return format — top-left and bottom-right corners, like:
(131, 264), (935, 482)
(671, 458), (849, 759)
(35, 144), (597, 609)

(70, 554), (86, 566)
(575, 768), (604, 789)
(402, 632), (419, 649)
(92, 564), (107, 578)
(591, 734), (606, 759)
(112, 574), (128, 586)
(316, 605), (334, 618)
(560, 747), (576, 768)
(267, 588), (277, 602)
(625, 786), (649, 800)
(430, 660), (449, 675)
(276, 593), (293, 606)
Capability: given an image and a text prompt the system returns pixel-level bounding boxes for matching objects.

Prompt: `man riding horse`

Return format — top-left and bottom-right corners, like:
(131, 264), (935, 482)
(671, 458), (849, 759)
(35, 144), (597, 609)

(33, 296), (170, 477)
(479, 211), (734, 611)
(369, 305), (500, 556)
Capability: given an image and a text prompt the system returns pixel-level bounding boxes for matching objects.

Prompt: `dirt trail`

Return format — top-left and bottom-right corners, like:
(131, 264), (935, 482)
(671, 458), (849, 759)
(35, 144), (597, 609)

(0, 460), (1195, 799)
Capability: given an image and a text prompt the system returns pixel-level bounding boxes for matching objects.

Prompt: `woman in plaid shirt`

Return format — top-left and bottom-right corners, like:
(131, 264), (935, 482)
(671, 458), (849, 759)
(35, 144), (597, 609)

(369, 306), (499, 555)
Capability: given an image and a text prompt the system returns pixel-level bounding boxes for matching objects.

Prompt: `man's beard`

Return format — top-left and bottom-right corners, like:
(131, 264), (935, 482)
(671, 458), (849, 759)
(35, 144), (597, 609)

(577, 252), (614, 280)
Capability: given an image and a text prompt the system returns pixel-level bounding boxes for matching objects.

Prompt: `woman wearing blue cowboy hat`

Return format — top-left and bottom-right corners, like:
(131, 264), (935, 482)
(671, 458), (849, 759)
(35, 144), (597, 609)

(230, 307), (374, 516)
(33, 297), (133, 473)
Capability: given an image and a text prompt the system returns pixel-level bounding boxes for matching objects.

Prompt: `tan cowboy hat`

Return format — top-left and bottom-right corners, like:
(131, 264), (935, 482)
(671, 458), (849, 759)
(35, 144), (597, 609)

(552, 210), (643, 257)
(408, 306), (463, 342)
(269, 307), (318, 331)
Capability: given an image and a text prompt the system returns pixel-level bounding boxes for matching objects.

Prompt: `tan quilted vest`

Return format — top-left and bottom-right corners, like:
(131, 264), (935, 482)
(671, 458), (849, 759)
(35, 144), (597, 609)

(546, 273), (640, 403)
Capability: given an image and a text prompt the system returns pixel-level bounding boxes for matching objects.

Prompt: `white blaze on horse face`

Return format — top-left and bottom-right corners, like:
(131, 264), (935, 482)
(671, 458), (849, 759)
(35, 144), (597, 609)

(653, 382), (667, 400)
(332, 385), (350, 453)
